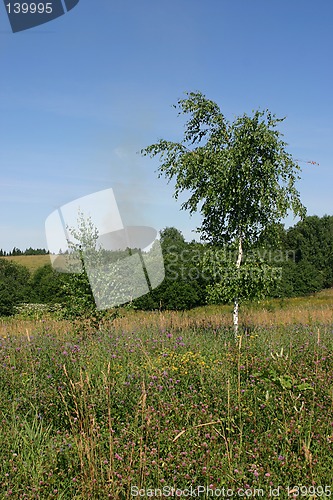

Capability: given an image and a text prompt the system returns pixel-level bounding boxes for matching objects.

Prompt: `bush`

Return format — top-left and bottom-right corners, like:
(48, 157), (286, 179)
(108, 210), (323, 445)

(0, 259), (31, 316)
(30, 264), (69, 304)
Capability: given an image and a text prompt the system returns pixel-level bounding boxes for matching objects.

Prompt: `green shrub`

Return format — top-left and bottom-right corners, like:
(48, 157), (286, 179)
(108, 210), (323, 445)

(0, 258), (31, 316)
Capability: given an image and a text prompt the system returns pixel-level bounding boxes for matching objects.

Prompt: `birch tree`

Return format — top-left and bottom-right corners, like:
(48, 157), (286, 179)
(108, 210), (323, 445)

(142, 91), (306, 338)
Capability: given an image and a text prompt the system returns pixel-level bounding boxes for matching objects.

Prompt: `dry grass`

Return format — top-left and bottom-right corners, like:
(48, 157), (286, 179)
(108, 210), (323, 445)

(2, 254), (51, 272)
(111, 306), (333, 334)
(111, 287), (333, 333)
(0, 318), (71, 338)
(2, 287), (332, 338)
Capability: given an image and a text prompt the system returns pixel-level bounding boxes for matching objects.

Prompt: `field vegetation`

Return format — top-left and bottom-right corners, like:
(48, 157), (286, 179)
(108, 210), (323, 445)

(0, 292), (332, 499)
(3, 255), (50, 273)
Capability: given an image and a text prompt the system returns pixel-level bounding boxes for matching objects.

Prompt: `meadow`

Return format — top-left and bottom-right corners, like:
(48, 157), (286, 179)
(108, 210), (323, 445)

(0, 294), (333, 499)
(3, 255), (50, 273)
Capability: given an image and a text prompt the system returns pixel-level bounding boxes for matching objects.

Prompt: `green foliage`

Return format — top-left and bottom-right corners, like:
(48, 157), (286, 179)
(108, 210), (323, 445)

(285, 215), (333, 290)
(260, 215), (333, 298)
(143, 91), (305, 246)
(0, 258), (31, 316)
(61, 265), (97, 320)
(30, 264), (68, 304)
(134, 227), (206, 310)
(142, 92), (305, 322)
(283, 260), (324, 297)
(133, 214), (333, 310)
(14, 302), (63, 320)
(2, 212), (333, 315)
(159, 226), (186, 250)
(59, 212), (130, 323)
(203, 247), (282, 304)
(59, 212), (103, 321)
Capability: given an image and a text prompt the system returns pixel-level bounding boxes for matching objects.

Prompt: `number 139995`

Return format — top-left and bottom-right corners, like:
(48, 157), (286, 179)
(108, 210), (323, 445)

(6, 3), (53, 14)
(288, 485), (331, 496)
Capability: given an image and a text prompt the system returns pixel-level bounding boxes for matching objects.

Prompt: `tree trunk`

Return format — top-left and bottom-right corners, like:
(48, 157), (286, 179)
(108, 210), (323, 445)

(233, 236), (243, 341)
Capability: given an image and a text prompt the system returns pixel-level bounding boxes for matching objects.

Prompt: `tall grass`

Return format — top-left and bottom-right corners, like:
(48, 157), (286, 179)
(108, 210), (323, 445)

(0, 315), (332, 498)
(2, 255), (50, 272)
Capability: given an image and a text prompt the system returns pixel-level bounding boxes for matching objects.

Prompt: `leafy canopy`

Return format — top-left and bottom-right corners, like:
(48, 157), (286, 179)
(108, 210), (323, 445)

(142, 91), (306, 246)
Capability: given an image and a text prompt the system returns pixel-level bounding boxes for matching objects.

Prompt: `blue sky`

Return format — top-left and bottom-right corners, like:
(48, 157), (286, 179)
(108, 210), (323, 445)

(0, 0), (332, 251)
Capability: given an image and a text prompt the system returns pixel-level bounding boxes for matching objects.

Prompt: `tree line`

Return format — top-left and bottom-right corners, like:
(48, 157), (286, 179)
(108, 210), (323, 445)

(0, 247), (49, 256)
(0, 214), (332, 317)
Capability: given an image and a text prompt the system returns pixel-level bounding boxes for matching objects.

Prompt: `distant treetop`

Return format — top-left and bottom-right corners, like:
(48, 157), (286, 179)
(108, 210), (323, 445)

(0, 247), (49, 257)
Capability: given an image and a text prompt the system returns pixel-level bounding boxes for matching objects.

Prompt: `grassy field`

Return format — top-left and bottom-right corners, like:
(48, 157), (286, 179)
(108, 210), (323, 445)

(3, 255), (51, 272)
(111, 287), (333, 333)
(0, 295), (333, 499)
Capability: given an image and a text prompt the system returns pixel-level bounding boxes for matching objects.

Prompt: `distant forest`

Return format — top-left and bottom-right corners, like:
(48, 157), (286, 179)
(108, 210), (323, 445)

(0, 214), (333, 316)
(0, 247), (49, 256)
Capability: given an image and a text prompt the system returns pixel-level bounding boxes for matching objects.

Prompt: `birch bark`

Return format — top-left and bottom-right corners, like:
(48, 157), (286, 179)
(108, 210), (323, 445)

(233, 236), (243, 340)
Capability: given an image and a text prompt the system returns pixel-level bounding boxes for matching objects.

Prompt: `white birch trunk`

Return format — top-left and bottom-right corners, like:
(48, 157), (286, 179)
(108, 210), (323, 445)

(233, 236), (243, 341)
